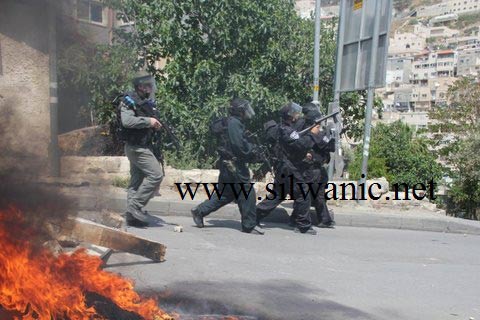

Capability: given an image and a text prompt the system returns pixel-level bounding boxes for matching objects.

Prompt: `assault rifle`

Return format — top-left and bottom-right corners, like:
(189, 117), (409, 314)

(156, 118), (181, 151)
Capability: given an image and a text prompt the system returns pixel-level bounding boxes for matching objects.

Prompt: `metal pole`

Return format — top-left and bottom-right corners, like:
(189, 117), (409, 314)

(48, 1), (60, 177)
(312, 0), (322, 105)
(327, 0), (347, 179)
(359, 0), (382, 188)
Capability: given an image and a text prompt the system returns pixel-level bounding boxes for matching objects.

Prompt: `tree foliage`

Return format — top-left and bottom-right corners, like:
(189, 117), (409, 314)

(58, 42), (137, 126)
(429, 77), (480, 219)
(100, 0), (375, 168)
(105, 0), (337, 167)
(349, 121), (443, 193)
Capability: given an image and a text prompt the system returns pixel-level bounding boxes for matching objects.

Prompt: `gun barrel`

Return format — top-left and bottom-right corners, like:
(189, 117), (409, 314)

(298, 110), (340, 135)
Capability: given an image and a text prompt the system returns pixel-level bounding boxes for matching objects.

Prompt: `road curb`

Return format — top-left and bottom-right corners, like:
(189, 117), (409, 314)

(76, 193), (480, 236)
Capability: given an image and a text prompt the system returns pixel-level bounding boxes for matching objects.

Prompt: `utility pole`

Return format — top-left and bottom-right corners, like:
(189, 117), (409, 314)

(48, 0), (60, 177)
(312, 0), (322, 106)
(359, 0), (382, 189)
(327, 0), (346, 180)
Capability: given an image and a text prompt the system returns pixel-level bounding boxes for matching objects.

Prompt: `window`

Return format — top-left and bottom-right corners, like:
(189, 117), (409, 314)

(77, 0), (104, 25)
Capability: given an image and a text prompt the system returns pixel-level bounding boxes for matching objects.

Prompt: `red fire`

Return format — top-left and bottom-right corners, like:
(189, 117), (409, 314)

(0, 205), (175, 320)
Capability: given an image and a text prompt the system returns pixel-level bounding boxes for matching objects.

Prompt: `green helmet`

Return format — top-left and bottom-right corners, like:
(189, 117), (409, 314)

(132, 71), (156, 99)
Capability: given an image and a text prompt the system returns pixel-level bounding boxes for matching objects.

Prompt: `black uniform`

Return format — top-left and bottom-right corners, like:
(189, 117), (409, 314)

(301, 103), (335, 226)
(257, 119), (316, 232)
(194, 115), (258, 232)
(309, 131), (335, 226)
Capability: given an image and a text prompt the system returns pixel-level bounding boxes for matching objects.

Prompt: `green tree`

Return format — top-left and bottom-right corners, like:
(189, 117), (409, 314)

(59, 43), (137, 126)
(429, 77), (480, 219)
(341, 92), (384, 141)
(349, 121), (442, 193)
(103, 0), (374, 168)
(106, 0), (335, 167)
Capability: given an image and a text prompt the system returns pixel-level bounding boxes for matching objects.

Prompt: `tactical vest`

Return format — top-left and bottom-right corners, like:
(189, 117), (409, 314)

(123, 93), (157, 147)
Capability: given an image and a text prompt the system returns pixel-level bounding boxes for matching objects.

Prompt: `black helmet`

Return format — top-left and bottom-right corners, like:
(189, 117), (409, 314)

(230, 98), (255, 119)
(302, 102), (322, 126)
(280, 102), (303, 121)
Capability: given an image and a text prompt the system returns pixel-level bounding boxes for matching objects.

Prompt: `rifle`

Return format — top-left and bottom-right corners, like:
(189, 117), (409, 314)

(298, 110), (340, 135)
(151, 106), (181, 152)
(245, 130), (273, 180)
(157, 118), (182, 151)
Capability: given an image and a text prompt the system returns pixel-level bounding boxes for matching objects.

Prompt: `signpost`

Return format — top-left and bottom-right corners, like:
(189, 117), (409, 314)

(328, 0), (393, 189)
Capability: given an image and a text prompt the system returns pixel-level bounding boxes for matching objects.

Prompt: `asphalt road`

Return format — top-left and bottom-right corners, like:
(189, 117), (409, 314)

(106, 216), (480, 320)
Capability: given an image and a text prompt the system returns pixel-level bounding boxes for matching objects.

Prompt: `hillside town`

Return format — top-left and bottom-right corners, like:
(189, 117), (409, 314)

(296, 0), (480, 130)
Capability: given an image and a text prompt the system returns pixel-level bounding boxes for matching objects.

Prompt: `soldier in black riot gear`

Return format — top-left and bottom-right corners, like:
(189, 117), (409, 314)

(302, 103), (336, 228)
(119, 71), (164, 227)
(256, 102), (320, 235)
(191, 98), (264, 235)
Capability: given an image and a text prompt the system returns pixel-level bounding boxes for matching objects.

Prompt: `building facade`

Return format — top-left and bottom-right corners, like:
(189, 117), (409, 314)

(0, 0), (52, 171)
(417, 0), (480, 17)
(457, 47), (480, 75)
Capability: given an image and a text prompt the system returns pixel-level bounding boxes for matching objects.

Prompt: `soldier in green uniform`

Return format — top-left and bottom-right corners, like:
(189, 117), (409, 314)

(191, 98), (265, 235)
(120, 72), (164, 227)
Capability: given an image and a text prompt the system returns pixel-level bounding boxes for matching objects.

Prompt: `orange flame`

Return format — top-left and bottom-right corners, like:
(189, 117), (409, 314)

(0, 206), (175, 320)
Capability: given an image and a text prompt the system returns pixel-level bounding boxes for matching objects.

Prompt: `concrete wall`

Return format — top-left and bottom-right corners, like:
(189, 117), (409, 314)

(0, 0), (51, 171)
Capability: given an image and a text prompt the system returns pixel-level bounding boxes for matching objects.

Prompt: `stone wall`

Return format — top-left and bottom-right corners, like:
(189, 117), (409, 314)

(59, 156), (442, 212)
(60, 156), (389, 197)
(0, 0), (51, 172)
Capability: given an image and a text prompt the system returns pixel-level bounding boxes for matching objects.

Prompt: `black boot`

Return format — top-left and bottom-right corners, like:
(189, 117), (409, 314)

(242, 226), (265, 235)
(191, 206), (204, 228)
(294, 227), (317, 235)
(125, 212), (149, 228)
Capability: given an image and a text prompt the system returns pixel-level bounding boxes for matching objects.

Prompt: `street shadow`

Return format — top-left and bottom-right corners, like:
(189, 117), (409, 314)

(203, 219), (243, 231)
(147, 215), (176, 228)
(260, 206), (323, 229)
(261, 207), (291, 224)
(144, 279), (380, 320)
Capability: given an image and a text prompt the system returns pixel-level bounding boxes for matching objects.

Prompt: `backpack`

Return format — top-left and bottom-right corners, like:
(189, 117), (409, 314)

(264, 120), (279, 145)
(263, 120), (283, 169)
(210, 116), (234, 159)
(210, 116), (229, 136)
(110, 94), (133, 144)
